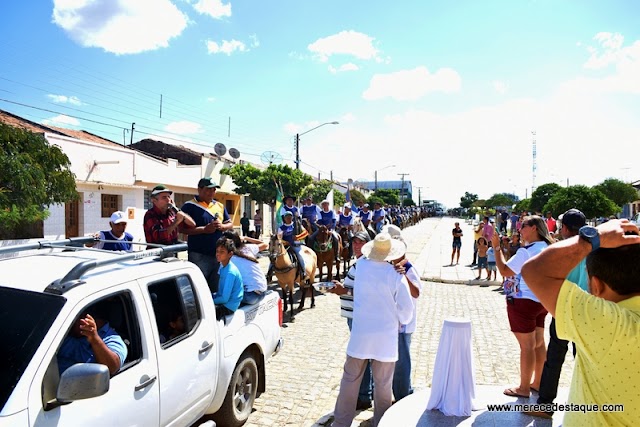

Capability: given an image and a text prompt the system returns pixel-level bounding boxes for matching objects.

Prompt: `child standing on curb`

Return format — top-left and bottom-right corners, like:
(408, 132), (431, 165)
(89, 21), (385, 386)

(487, 243), (497, 281)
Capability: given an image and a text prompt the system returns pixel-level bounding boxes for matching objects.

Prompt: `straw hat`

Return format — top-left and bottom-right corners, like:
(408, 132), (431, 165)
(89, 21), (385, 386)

(361, 232), (406, 262)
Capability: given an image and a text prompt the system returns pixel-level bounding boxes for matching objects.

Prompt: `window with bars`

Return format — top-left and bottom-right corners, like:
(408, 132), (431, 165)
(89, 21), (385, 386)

(101, 194), (119, 217)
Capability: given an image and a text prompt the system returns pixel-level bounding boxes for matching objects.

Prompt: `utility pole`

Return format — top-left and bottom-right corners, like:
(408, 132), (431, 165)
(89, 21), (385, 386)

(415, 186), (423, 205)
(374, 170), (378, 191)
(130, 122), (135, 146)
(295, 133), (300, 170)
(330, 170), (333, 182)
(397, 173), (409, 204)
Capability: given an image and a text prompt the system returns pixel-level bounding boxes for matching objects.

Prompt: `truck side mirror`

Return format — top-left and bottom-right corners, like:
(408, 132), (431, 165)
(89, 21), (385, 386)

(56, 363), (110, 403)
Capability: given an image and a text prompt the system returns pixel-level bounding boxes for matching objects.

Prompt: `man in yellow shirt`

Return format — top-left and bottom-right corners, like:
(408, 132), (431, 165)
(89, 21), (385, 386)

(521, 219), (640, 426)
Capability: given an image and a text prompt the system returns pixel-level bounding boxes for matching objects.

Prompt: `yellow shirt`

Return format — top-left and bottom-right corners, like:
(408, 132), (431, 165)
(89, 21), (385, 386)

(556, 280), (640, 426)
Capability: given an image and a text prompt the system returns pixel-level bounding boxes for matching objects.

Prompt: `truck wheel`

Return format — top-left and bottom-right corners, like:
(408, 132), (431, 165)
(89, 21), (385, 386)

(215, 354), (258, 427)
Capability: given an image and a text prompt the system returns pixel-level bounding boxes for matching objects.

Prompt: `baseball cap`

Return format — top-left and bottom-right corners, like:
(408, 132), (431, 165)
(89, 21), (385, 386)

(109, 211), (128, 224)
(283, 211), (293, 217)
(561, 209), (586, 231)
(151, 184), (172, 196)
(198, 177), (220, 189)
(321, 199), (330, 205)
(353, 231), (371, 242)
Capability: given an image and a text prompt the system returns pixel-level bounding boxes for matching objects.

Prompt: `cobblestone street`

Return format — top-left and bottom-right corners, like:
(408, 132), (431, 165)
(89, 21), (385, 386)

(245, 217), (574, 427)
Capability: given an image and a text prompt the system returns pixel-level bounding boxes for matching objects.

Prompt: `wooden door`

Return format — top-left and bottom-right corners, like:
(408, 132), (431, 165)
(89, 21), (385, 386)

(65, 200), (79, 238)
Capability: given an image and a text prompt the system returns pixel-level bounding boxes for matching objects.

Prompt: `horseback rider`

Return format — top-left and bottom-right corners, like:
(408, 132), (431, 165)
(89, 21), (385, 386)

(301, 195), (321, 233)
(310, 199), (341, 260)
(277, 211), (306, 275)
(278, 195), (301, 233)
(372, 202), (387, 233)
(359, 203), (372, 229)
(338, 204), (355, 258)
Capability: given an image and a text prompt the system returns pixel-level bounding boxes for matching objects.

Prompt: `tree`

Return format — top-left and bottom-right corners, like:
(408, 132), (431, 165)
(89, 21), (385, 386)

(0, 124), (77, 238)
(543, 185), (619, 219)
(514, 198), (531, 213)
(485, 193), (517, 208)
(307, 180), (345, 207)
(459, 192), (478, 209)
(221, 163), (313, 205)
(594, 178), (638, 207)
(348, 188), (366, 206)
(370, 189), (400, 206)
(402, 198), (415, 207)
(530, 183), (562, 213)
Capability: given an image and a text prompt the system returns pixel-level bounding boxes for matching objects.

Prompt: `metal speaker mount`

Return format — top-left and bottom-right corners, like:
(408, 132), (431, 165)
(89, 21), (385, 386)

(260, 151), (283, 165)
(229, 148), (241, 159)
(214, 143), (227, 157)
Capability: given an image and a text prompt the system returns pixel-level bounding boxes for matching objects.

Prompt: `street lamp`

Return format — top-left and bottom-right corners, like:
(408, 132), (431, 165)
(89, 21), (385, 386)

(374, 164), (395, 190)
(294, 121), (339, 170)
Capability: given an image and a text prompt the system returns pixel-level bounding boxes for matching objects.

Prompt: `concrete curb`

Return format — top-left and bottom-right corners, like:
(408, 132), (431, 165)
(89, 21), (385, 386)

(421, 276), (503, 287)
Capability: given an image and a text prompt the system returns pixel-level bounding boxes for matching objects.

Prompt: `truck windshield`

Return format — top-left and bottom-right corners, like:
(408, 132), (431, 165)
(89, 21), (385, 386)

(0, 287), (65, 412)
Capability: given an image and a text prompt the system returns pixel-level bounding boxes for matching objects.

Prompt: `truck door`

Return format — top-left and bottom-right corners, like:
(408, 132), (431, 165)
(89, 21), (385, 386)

(143, 273), (219, 426)
(29, 286), (160, 426)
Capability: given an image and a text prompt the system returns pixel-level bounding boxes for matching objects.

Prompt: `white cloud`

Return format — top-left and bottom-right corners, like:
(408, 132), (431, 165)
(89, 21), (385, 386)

(249, 34), (259, 48)
(206, 96), (216, 102)
(42, 115), (81, 127)
(206, 39), (247, 55)
(584, 32), (627, 69)
(192, 0), (231, 19)
(341, 112), (356, 123)
(164, 120), (203, 135)
(308, 30), (381, 63)
(492, 80), (508, 95)
(47, 94), (83, 105)
(328, 62), (359, 74)
(52, 0), (188, 55)
(362, 66), (462, 101)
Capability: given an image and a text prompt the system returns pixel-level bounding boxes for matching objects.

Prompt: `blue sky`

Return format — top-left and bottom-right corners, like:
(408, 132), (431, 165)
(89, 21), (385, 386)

(1, 0), (639, 207)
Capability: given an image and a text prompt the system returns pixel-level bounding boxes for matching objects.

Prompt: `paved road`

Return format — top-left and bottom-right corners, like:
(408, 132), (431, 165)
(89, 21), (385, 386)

(243, 217), (573, 427)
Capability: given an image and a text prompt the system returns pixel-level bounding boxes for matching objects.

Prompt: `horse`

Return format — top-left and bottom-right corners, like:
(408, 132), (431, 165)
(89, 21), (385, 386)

(268, 235), (317, 322)
(353, 217), (376, 241)
(337, 226), (352, 278)
(312, 225), (342, 282)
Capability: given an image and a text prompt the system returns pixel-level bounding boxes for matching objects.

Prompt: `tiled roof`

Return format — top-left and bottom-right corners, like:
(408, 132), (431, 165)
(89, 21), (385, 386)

(0, 108), (121, 147)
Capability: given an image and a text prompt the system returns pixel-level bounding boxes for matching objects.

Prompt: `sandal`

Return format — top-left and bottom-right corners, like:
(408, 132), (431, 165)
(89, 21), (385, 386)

(503, 387), (529, 398)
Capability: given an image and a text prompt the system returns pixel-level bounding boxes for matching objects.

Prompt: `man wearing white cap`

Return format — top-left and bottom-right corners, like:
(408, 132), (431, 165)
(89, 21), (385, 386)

(89, 211), (134, 252)
(332, 233), (413, 427)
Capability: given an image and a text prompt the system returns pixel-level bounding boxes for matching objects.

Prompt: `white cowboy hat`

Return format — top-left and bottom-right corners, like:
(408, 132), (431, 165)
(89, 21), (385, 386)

(382, 224), (404, 242)
(361, 232), (406, 262)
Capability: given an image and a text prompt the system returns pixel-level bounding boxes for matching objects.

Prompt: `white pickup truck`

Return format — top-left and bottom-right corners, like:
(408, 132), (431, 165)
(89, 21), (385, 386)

(0, 238), (283, 427)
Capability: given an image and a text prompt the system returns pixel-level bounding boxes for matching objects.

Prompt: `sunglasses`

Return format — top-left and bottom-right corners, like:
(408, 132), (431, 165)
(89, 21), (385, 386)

(521, 223), (531, 228)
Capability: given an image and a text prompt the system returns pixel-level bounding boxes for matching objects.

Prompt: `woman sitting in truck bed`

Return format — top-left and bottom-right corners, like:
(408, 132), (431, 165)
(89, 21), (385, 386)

(212, 237), (244, 320)
(223, 231), (268, 305)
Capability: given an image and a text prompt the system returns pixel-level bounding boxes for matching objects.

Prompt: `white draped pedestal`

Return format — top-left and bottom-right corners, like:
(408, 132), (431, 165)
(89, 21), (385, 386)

(426, 317), (477, 416)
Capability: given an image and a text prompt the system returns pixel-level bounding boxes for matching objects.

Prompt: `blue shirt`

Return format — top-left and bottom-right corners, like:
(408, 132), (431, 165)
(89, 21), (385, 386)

(57, 322), (127, 375)
(566, 258), (589, 292)
(359, 210), (372, 222)
(487, 247), (496, 262)
(213, 261), (244, 312)
(338, 213), (354, 227)
(318, 210), (336, 229)
(372, 208), (386, 221)
(278, 223), (296, 246)
(96, 230), (133, 251)
(181, 197), (230, 256)
(278, 204), (299, 220)
(301, 204), (321, 222)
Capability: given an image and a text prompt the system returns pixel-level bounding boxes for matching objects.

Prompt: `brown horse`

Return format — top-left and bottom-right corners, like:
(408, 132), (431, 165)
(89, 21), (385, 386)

(268, 235), (317, 322)
(337, 226), (352, 278)
(312, 225), (342, 282)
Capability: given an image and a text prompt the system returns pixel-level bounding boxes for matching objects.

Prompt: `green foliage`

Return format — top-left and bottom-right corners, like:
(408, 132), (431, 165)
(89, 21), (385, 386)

(485, 193), (517, 208)
(307, 180), (346, 207)
(530, 183), (562, 213)
(472, 199), (487, 208)
(348, 188), (366, 206)
(402, 198), (415, 207)
(459, 192), (478, 209)
(367, 196), (384, 206)
(543, 185), (619, 218)
(221, 163), (313, 205)
(514, 198), (531, 213)
(594, 178), (638, 207)
(0, 124), (77, 237)
(370, 189), (400, 205)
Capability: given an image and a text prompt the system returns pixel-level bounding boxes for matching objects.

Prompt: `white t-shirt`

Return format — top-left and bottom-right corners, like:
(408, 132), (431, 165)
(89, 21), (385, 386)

(231, 245), (267, 293)
(347, 257), (413, 362)
(506, 240), (548, 302)
(402, 264), (422, 334)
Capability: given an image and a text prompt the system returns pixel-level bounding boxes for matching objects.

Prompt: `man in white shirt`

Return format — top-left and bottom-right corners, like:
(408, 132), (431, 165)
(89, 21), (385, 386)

(332, 233), (414, 427)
